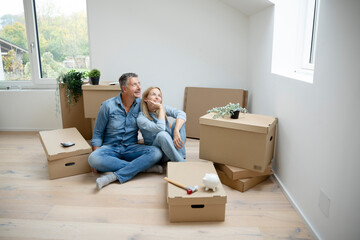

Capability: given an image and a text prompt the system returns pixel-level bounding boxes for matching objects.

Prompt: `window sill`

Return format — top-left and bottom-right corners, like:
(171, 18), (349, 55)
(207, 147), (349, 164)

(272, 68), (314, 84)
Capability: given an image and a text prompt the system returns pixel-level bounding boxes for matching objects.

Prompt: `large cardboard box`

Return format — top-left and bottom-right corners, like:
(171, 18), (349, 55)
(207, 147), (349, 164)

(39, 128), (92, 180)
(59, 84), (92, 140)
(82, 82), (121, 119)
(214, 163), (273, 180)
(167, 162), (227, 222)
(200, 113), (277, 172)
(184, 87), (248, 139)
(216, 169), (270, 192)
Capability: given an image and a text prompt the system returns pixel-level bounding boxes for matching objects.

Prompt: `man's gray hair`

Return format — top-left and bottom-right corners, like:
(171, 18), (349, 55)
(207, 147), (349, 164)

(119, 72), (138, 92)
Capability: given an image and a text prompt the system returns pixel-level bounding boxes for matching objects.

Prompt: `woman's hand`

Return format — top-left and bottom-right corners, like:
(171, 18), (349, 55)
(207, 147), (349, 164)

(145, 100), (163, 111)
(173, 130), (184, 150)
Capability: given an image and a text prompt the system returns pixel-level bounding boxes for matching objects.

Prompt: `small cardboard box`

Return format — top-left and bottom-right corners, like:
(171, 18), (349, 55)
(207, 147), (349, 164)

(216, 169), (270, 192)
(39, 128), (92, 180)
(214, 163), (273, 180)
(167, 162), (227, 222)
(199, 113), (277, 172)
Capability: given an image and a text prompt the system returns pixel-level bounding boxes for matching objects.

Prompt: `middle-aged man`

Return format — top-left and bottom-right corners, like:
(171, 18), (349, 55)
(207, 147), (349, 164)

(88, 72), (163, 190)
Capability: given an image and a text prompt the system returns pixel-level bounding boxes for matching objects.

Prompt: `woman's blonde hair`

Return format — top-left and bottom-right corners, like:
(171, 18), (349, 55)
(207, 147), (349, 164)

(141, 86), (163, 121)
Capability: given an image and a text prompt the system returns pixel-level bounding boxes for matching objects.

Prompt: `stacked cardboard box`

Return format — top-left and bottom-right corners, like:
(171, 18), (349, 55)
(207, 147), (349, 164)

(199, 112), (277, 192)
(214, 163), (273, 192)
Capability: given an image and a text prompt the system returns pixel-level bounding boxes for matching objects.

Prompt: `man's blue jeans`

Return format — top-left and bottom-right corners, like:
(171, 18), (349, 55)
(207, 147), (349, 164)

(88, 144), (162, 183)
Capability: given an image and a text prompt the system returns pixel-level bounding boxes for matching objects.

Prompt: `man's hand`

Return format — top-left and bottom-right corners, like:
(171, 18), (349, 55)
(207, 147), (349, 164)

(92, 146), (100, 151)
(173, 130), (184, 150)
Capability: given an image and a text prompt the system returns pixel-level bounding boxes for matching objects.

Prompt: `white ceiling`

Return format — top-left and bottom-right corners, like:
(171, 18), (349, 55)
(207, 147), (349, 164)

(220, 0), (274, 16)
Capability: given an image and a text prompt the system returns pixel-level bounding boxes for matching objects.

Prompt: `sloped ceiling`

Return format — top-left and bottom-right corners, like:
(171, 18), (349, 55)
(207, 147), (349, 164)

(220, 0), (274, 16)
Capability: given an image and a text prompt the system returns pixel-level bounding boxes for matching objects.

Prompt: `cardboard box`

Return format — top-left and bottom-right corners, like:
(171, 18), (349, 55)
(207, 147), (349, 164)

(167, 162), (227, 222)
(216, 169), (270, 192)
(199, 113), (277, 172)
(39, 128), (92, 179)
(183, 87), (248, 139)
(59, 84), (92, 140)
(82, 82), (121, 119)
(214, 163), (273, 180)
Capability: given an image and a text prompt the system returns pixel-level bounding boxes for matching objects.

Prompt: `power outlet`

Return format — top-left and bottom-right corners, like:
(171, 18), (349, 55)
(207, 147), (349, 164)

(319, 190), (331, 218)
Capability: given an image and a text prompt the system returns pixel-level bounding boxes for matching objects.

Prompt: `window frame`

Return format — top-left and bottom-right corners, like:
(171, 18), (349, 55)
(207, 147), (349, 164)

(0, 0), (89, 89)
(302, 0), (319, 71)
(271, 0), (320, 84)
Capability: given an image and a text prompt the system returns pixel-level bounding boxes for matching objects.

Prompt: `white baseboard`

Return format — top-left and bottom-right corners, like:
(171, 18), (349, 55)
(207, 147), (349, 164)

(273, 173), (321, 240)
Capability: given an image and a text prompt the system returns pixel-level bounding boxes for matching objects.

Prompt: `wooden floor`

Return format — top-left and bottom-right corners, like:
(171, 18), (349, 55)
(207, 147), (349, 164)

(0, 132), (314, 240)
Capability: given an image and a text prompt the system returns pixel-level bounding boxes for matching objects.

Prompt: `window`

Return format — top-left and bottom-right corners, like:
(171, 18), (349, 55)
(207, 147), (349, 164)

(271, 0), (320, 83)
(0, 0), (90, 87)
(0, 0), (30, 82)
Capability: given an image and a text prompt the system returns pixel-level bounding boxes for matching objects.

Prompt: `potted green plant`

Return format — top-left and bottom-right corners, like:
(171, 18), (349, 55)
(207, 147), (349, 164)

(56, 69), (88, 106)
(88, 68), (101, 85)
(207, 102), (248, 119)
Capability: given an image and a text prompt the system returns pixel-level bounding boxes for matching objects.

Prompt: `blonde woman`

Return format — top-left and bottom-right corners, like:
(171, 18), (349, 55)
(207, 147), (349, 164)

(137, 87), (186, 162)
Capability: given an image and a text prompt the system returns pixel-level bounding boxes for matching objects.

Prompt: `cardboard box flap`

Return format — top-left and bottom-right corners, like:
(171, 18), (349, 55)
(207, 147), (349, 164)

(39, 128), (91, 161)
(199, 113), (277, 134)
(167, 162), (227, 205)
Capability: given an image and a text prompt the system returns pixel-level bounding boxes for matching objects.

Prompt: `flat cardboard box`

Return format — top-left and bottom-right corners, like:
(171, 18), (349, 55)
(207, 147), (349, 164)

(216, 169), (270, 192)
(167, 162), (227, 222)
(39, 128), (92, 180)
(199, 112), (277, 172)
(214, 163), (273, 180)
(183, 87), (248, 139)
(82, 82), (121, 119)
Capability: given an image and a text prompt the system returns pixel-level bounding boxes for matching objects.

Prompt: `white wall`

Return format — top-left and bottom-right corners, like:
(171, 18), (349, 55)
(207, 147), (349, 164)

(0, 90), (62, 131)
(249, 1), (360, 239)
(87, 0), (250, 110)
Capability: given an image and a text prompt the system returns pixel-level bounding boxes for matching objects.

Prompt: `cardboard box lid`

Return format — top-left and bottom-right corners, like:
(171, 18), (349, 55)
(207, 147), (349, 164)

(199, 113), (277, 134)
(39, 128), (91, 161)
(82, 82), (121, 91)
(167, 162), (227, 205)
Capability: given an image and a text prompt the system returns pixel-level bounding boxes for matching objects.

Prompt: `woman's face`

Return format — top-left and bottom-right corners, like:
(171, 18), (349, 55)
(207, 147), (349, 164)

(146, 88), (162, 104)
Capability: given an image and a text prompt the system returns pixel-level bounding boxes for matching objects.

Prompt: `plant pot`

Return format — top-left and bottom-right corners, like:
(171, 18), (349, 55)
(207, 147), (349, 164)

(230, 110), (240, 119)
(90, 76), (100, 85)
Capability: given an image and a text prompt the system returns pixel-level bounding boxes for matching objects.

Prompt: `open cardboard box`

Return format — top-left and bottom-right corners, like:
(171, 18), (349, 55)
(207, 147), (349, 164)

(216, 169), (270, 192)
(166, 161), (227, 222)
(214, 163), (273, 180)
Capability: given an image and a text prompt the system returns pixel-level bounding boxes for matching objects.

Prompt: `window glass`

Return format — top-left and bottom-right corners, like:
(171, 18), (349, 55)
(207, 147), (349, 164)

(34, 0), (89, 79)
(0, 0), (31, 81)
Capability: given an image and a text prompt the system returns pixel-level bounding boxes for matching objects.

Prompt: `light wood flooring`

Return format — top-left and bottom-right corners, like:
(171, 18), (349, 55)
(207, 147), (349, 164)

(0, 132), (315, 240)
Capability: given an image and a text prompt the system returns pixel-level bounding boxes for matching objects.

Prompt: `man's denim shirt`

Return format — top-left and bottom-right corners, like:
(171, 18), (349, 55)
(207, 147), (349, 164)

(137, 105), (186, 145)
(91, 94), (141, 147)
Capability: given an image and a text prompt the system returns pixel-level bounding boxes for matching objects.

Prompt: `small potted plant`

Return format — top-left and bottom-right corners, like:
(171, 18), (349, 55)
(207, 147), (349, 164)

(88, 68), (101, 85)
(207, 102), (248, 119)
